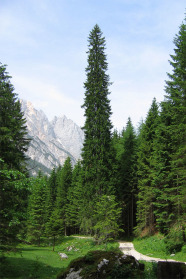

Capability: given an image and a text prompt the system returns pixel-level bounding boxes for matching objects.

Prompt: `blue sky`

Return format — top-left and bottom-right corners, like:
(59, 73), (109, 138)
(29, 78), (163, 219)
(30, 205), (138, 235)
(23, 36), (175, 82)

(0, 0), (185, 130)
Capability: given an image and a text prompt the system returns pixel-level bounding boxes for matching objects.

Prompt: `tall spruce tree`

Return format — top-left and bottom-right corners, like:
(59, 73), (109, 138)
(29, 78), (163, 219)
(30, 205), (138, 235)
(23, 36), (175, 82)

(55, 157), (72, 236)
(0, 64), (30, 251)
(136, 98), (159, 235)
(66, 161), (84, 234)
(45, 168), (58, 223)
(153, 17), (186, 234)
(119, 118), (138, 236)
(27, 176), (47, 245)
(81, 24), (113, 197)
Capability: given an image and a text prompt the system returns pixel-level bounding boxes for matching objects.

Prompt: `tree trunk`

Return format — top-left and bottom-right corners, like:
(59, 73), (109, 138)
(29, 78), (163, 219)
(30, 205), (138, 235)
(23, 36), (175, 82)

(53, 236), (55, 251)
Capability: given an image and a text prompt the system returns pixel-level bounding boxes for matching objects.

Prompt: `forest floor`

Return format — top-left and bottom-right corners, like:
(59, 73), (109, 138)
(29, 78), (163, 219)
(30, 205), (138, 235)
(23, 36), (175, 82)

(119, 241), (186, 264)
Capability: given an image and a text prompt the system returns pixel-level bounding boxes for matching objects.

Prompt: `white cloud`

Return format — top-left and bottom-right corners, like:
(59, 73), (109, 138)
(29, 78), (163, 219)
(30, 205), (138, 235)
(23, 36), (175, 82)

(12, 74), (85, 126)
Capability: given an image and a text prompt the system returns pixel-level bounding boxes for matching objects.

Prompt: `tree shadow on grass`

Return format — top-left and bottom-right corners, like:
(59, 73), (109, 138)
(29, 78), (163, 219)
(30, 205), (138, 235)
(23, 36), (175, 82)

(0, 256), (62, 279)
(18, 247), (53, 252)
(33, 236), (75, 248)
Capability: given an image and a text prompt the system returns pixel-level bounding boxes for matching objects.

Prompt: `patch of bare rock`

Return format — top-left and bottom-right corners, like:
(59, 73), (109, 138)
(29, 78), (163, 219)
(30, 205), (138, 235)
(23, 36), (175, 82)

(56, 250), (144, 279)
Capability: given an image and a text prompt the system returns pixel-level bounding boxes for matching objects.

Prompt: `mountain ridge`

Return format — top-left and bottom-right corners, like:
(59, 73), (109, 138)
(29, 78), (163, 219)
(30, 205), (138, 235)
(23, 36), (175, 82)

(20, 99), (84, 176)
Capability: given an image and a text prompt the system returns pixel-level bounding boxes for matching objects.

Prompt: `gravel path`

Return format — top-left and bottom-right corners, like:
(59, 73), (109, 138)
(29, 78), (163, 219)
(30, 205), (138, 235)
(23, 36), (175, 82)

(119, 242), (183, 263)
(72, 236), (185, 264)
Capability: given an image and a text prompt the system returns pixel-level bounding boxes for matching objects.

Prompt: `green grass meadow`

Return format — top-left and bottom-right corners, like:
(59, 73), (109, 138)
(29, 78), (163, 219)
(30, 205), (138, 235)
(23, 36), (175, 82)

(0, 237), (118, 279)
(133, 234), (186, 262)
(1, 235), (185, 278)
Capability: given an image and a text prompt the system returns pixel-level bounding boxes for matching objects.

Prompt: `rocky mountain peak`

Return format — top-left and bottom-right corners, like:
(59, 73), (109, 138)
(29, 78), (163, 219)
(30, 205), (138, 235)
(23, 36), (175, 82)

(20, 99), (84, 176)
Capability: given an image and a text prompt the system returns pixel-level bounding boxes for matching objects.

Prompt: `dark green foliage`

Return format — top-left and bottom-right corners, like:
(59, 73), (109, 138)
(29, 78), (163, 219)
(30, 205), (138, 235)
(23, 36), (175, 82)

(134, 17), (185, 241)
(118, 118), (138, 236)
(42, 168), (60, 247)
(44, 157), (73, 247)
(164, 223), (185, 253)
(153, 18), (186, 233)
(0, 63), (30, 171)
(93, 195), (123, 244)
(136, 99), (160, 235)
(0, 64), (30, 251)
(79, 24), (116, 237)
(27, 176), (47, 245)
(55, 157), (72, 236)
(112, 129), (125, 163)
(0, 165), (29, 250)
(45, 208), (63, 251)
(81, 24), (114, 197)
(65, 161), (84, 234)
(45, 168), (57, 223)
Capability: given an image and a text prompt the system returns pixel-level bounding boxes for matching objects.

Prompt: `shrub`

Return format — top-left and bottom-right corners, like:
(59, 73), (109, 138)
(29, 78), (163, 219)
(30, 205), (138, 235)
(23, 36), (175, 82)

(164, 224), (185, 253)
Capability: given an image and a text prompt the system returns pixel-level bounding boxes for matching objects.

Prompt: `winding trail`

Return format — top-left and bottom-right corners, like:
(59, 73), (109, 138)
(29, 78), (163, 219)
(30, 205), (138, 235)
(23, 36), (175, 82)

(119, 242), (185, 263)
(72, 236), (185, 264)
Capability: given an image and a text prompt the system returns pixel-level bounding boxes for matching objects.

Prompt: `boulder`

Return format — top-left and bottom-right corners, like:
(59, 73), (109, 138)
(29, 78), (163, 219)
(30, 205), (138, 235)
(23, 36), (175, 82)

(59, 253), (68, 259)
(57, 250), (144, 279)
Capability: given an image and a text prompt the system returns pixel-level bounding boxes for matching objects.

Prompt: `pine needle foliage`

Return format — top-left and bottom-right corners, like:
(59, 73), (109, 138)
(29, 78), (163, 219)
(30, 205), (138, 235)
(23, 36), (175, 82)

(0, 63), (30, 171)
(81, 24), (114, 197)
(153, 17), (186, 233)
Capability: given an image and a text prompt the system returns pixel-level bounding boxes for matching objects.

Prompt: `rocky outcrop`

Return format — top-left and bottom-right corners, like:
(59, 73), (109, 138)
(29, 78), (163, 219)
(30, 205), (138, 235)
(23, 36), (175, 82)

(20, 100), (84, 175)
(52, 115), (84, 160)
(57, 250), (144, 279)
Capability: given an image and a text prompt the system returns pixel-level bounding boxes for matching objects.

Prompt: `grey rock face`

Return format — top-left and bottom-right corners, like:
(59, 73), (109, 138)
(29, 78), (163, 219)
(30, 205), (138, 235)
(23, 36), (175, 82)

(20, 100), (84, 175)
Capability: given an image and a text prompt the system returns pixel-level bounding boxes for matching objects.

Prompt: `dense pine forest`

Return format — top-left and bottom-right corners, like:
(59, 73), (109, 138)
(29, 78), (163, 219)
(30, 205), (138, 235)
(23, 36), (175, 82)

(0, 16), (185, 261)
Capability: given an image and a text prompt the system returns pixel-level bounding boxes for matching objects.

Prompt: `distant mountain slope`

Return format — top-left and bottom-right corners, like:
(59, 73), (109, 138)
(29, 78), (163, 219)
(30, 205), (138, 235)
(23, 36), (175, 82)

(20, 100), (84, 176)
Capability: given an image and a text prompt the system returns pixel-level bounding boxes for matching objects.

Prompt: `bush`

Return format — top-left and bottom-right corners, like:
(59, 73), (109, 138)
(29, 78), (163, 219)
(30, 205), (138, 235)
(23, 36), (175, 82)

(164, 224), (185, 253)
(93, 195), (123, 244)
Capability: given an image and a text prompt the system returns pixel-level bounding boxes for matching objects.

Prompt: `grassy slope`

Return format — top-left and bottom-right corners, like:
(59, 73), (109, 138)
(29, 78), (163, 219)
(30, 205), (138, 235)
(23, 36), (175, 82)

(0, 237), (118, 279)
(133, 234), (186, 262)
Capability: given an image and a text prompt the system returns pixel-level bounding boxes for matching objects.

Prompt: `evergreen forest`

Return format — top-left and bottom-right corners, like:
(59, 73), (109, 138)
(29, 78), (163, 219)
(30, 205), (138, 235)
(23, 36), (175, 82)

(0, 16), (185, 264)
